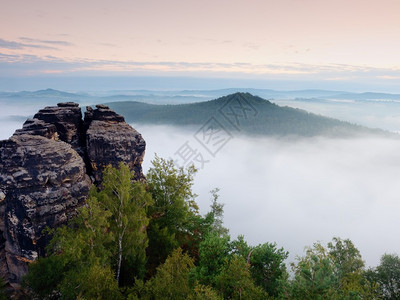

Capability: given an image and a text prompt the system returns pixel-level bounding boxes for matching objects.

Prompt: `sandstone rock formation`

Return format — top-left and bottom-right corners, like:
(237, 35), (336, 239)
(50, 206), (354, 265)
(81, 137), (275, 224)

(85, 104), (146, 183)
(0, 135), (90, 286)
(14, 102), (85, 156)
(0, 102), (145, 289)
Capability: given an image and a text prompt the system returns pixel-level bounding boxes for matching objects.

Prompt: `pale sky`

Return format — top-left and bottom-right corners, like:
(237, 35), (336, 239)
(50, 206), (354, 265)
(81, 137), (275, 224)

(1, 0), (400, 89)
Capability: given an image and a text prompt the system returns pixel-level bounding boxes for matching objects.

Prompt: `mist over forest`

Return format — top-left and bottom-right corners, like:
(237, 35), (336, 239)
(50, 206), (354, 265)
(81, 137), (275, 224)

(2, 89), (400, 268)
(138, 123), (400, 267)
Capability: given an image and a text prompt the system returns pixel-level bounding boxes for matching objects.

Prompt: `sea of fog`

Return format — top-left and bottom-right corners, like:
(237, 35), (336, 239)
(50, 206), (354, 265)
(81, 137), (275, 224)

(2, 99), (400, 267)
(137, 124), (400, 268)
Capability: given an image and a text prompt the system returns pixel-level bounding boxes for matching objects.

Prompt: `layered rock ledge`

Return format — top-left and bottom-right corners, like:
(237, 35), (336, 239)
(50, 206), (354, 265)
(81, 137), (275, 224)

(0, 102), (146, 288)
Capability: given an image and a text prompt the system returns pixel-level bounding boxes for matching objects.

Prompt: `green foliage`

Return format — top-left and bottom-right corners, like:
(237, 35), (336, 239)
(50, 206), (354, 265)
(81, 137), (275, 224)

(287, 238), (377, 300)
(24, 192), (119, 299)
(24, 163), (152, 298)
(248, 242), (289, 297)
(230, 236), (289, 297)
(368, 253), (400, 299)
(327, 237), (372, 298)
(204, 188), (229, 237)
(178, 208), (214, 263)
(231, 235), (252, 260)
(146, 155), (198, 275)
(23, 255), (66, 298)
(289, 243), (338, 300)
(181, 188), (228, 263)
(23, 154), (398, 300)
(147, 155), (197, 227)
(129, 249), (223, 300)
(126, 279), (150, 300)
(50, 191), (114, 264)
(130, 248), (194, 300)
(59, 262), (121, 300)
(215, 255), (267, 300)
(193, 232), (231, 286)
(99, 163), (153, 284)
(328, 237), (365, 279)
(189, 283), (223, 300)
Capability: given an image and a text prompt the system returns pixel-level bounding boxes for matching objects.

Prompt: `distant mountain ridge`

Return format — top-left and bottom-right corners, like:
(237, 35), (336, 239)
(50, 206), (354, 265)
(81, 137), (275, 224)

(2, 89), (399, 136)
(8, 88), (80, 98)
(2, 88), (400, 104)
(324, 92), (400, 101)
(105, 92), (387, 137)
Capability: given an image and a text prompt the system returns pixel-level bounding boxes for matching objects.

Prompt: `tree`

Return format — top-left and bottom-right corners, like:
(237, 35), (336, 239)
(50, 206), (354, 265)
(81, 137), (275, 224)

(372, 253), (400, 299)
(140, 248), (195, 300)
(99, 163), (153, 285)
(249, 242), (288, 297)
(327, 237), (373, 298)
(23, 193), (120, 299)
(180, 188), (228, 263)
(287, 238), (376, 300)
(216, 255), (267, 300)
(289, 242), (338, 300)
(230, 235), (252, 262)
(146, 155), (198, 275)
(230, 236), (289, 296)
(22, 255), (67, 298)
(193, 232), (231, 287)
(205, 188), (229, 237)
(59, 262), (121, 300)
(328, 237), (364, 279)
(189, 283), (222, 300)
(24, 163), (152, 297)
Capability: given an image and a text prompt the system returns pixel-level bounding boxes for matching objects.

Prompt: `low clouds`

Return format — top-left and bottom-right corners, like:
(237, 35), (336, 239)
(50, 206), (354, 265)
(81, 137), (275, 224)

(0, 37), (73, 53)
(1, 36), (400, 82)
(19, 37), (73, 47)
(0, 38), (59, 50)
(138, 124), (400, 267)
(0, 38), (27, 50)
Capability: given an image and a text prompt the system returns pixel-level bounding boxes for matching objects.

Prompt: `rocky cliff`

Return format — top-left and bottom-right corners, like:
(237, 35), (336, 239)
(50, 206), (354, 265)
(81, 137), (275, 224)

(85, 104), (146, 183)
(0, 102), (146, 289)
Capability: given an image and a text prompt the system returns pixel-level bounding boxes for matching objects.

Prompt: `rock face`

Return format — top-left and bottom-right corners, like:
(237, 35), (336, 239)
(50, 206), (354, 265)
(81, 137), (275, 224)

(15, 102), (84, 156)
(85, 105), (146, 182)
(0, 102), (145, 288)
(0, 135), (90, 286)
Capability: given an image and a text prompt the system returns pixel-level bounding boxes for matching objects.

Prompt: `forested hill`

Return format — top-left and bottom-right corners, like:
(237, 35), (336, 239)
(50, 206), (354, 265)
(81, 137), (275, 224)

(105, 92), (385, 137)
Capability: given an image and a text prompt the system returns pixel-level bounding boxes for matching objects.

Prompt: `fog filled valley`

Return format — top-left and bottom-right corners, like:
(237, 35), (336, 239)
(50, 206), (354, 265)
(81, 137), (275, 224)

(2, 89), (400, 269)
(139, 123), (400, 268)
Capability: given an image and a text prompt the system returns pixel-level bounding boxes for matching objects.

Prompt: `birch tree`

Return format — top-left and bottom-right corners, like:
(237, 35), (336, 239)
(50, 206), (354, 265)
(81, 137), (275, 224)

(100, 163), (153, 285)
